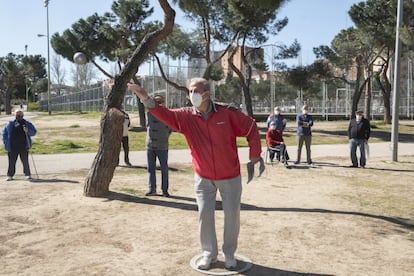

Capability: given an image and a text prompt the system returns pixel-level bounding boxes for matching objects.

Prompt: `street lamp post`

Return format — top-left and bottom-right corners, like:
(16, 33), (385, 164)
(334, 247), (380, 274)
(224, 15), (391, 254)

(44, 0), (51, 115)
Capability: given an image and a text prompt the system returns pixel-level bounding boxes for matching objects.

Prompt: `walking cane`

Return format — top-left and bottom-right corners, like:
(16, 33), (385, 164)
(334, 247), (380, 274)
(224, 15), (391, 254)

(24, 126), (39, 179)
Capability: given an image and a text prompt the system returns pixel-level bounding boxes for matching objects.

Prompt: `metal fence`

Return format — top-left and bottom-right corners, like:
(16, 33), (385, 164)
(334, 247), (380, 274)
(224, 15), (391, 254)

(39, 81), (414, 120)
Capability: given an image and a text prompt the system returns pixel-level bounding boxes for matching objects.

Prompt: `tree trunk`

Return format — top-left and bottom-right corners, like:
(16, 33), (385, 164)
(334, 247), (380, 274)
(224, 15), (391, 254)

(131, 76), (146, 128)
(351, 60), (364, 117)
(5, 89), (12, 115)
(137, 98), (146, 127)
(382, 71), (392, 124)
(228, 45), (254, 117)
(83, 0), (175, 197)
(382, 86), (392, 124)
(84, 108), (123, 196)
(364, 75), (371, 119)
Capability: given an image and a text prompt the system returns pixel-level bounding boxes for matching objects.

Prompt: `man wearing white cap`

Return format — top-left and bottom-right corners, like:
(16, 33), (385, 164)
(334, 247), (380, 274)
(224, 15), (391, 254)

(2, 109), (37, 181)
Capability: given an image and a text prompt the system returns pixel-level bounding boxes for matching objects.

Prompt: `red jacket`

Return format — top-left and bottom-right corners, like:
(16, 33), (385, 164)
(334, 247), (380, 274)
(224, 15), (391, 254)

(266, 129), (284, 148)
(150, 102), (262, 180)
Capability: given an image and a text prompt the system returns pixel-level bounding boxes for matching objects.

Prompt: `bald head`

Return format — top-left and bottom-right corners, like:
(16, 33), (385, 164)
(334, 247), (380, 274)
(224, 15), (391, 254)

(15, 109), (24, 120)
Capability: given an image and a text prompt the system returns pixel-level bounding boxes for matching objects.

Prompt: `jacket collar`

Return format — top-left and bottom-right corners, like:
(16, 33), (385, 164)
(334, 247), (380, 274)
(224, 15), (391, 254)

(192, 100), (216, 115)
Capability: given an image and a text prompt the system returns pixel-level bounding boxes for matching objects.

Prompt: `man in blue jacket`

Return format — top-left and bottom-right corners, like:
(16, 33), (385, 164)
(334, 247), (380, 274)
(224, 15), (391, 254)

(2, 109), (37, 181)
(295, 104), (314, 165)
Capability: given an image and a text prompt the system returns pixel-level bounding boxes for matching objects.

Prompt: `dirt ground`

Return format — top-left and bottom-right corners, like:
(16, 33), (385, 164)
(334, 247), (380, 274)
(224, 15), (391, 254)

(0, 154), (413, 276)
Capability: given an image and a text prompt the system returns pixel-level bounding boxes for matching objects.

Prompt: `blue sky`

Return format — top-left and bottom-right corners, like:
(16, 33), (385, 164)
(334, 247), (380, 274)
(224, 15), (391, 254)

(0, 0), (360, 83)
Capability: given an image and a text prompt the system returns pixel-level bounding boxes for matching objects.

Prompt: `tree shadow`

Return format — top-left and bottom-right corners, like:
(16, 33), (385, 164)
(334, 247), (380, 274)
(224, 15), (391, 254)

(129, 126), (146, 132)
(206, 260), (332, 276)
(117, 164), (180, 172)
(287, 164), (317, 170)
(29, 178), (80, 184)
(102, 191), (414, 230)
(103, 191), (197, 211)
(312, 161), (414, 173)
(239, 205), (414, 231)
(242, 263), (334, 276)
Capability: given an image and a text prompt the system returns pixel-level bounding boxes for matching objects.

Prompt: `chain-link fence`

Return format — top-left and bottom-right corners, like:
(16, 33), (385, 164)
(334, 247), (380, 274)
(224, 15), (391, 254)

(38, 80), (413, 119)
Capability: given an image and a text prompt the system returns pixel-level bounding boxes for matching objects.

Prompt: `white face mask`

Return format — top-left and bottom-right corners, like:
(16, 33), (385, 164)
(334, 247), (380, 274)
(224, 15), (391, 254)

(190, 92), (203, 107)
(270, 125), (276, 130)
(302, 110), (308, 115)
(356, 115), (362, 121)
(274, 111), (280, 115)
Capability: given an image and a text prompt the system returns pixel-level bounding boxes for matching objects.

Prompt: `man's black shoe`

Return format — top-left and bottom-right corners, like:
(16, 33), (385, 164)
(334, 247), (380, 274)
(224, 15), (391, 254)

(162, 192), (170, 197)
(145, 191), (157, 196)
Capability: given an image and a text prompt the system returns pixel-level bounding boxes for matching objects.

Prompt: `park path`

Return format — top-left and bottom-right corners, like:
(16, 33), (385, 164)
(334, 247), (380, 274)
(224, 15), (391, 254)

(1, 111), (413, 176)
(1, 142), (413, 176)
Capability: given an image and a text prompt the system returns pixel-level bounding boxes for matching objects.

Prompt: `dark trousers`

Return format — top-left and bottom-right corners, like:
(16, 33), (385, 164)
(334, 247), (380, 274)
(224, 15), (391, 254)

(7, 149), (31, 177)
(269, 144), (288, 161)
(121, 136), (130, 163)
(147, 149), (169, 193)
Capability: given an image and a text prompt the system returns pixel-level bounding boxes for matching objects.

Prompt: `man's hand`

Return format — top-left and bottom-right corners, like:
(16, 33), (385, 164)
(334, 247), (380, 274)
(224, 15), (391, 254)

(247, 157), (265, 184)
(127, 83), (149, 101)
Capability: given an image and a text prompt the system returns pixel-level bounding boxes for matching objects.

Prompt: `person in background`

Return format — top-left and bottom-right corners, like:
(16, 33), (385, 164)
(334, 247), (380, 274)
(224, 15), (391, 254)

(348, 110), (371, 168)
(121, 110), (132, 167)
(295, 104), (314, 165)
(145, 95), (172, 197)
(2, 109), (37, 181)
(266, 121), (289, 166)
(266, 106), (286, 131)
(128, 78), (262, 271)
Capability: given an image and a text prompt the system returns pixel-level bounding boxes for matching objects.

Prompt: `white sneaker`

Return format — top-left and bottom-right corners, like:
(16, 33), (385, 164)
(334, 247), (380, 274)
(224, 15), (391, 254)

(224, 256), (237, 269)
(25, 175), (32, 180)
(197, 256), (217, 270)
(6, 176), (12, 181)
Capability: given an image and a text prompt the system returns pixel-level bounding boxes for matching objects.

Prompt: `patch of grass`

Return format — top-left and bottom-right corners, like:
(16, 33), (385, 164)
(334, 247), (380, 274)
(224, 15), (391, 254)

(1, 112), (412, 155)
(119, 187), (142, 196)
(31, 140), (98, 154)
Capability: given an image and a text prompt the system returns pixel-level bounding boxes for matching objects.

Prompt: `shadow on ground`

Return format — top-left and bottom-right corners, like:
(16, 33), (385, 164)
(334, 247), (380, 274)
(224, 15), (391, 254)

(102, 191), (414, 230)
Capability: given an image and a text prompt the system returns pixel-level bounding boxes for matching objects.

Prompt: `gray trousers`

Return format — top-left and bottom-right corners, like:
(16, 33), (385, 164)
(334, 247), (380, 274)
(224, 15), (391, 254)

(297, 135), (312, 163)
(194, 174), (242, 259)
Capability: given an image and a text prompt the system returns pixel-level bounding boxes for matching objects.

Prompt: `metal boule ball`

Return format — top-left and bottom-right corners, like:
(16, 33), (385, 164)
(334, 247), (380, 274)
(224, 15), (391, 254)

(73, 52), (87, 65)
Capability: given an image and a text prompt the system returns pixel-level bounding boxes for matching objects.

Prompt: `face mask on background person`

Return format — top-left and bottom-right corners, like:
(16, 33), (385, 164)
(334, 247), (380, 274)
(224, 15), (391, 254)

(189, 92), (203, 107)
(302, 110), (308, 115)
(356, 115), (362, 121)
(274, 111), (280, 115)
(271, 125), (277, 130)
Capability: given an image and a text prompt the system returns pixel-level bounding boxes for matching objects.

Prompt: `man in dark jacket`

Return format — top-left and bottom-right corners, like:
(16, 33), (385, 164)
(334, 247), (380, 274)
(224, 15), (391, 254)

(348, 110), (371, 168)
(2, 109), (37, 180)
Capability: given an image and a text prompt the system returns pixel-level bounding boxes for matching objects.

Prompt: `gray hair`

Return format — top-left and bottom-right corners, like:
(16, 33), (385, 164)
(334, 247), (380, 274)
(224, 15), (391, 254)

(189, 77), (210, 92)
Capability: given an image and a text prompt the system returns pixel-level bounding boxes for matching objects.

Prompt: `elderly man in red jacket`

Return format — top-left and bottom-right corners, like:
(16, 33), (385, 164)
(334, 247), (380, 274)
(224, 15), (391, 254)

(128, 78), (262, 271)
